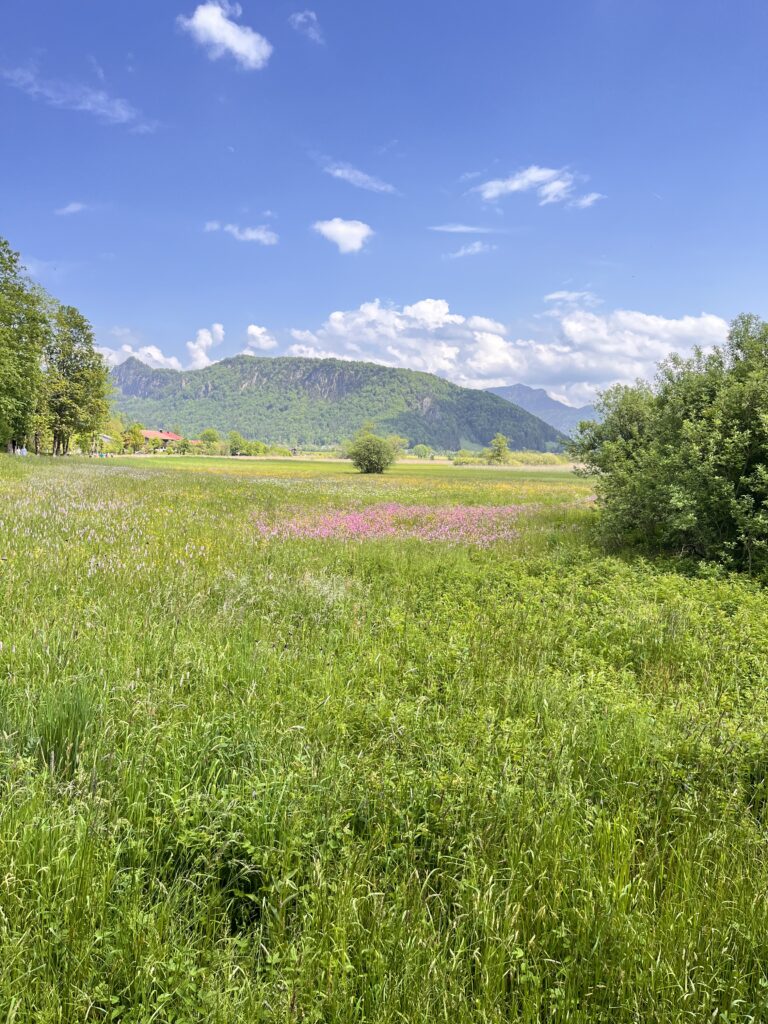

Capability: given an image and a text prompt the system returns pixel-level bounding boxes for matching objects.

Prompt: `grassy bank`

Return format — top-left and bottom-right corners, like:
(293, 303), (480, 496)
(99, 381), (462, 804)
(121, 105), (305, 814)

(1, 456), (767, 1022)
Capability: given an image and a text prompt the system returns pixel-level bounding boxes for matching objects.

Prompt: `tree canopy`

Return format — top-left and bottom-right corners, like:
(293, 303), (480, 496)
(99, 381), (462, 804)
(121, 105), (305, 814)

(0, 235), (110, 454)
(571, 314), (768, 574)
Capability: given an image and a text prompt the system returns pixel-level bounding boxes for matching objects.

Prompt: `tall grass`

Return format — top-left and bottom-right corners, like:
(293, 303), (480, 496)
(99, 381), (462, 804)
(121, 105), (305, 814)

(1, 456), (767, 1021)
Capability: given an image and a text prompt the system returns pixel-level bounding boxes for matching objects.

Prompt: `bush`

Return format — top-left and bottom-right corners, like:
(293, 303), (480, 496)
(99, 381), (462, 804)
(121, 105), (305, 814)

(347, 432), (396, 474)
(571, 313), (768, 574)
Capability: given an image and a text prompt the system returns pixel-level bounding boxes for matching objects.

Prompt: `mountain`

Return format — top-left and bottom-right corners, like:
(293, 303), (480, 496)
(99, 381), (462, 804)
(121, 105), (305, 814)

(488, 384), (598, 436)
(110, 355), (567, 451)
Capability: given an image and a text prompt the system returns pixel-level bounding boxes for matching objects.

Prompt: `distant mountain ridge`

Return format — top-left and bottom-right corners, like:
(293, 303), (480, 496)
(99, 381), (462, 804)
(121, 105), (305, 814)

(110, 355), (567, 450)
(488, 383), (598, 435)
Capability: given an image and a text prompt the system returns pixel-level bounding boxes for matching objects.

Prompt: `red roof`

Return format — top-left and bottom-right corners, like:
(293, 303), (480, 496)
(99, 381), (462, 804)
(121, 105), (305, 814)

(141, 430), (183, 441)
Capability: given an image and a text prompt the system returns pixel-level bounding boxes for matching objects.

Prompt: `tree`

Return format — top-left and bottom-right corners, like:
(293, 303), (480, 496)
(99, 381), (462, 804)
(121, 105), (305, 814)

(347, 431), (396, 474)
(42, 302), (110, 455)
(174, 437), (192, 454)
(412, 444), (431, 459)
(124, 423), (145, 453)
(199, 428), (220, 453)
(228, 430), (247, 455)
(385, 434), (408, 457)
(488, 433), (510, 464)
(0, 239), (47, 451)
(571, 314), (768, 574)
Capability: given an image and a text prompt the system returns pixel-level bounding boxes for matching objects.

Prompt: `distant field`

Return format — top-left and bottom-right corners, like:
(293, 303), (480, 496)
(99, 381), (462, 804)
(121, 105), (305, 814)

(2, 456), (768, 1022)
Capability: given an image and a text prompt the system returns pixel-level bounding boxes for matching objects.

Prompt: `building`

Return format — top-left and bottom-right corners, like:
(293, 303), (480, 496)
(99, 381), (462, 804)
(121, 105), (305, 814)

(140, 429), (183, 449)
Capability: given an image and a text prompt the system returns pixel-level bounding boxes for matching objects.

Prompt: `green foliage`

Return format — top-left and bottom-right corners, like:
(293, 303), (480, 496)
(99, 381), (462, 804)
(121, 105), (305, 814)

(0, 235), (109, 453)
(110, 354), (567, 450)
(488, 432), (510, 464)
(41, 302), (110, 455)
(346, 431), (396, 473)
(412, 443), (431, 459)
(572, 313), (768, 574)
(123, 423), (145, 453)
(2, 455), (768, 1021)
(0, 238), (47, 449)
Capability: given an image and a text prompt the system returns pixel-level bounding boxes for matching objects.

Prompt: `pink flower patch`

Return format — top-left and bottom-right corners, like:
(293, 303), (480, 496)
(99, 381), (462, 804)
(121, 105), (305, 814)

(253, 503), (523, 546)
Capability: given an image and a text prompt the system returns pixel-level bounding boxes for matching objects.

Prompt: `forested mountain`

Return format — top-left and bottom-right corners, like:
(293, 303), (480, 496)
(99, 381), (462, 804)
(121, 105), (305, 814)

(111, 355), (567, 450)
(488, 383), (598, 435)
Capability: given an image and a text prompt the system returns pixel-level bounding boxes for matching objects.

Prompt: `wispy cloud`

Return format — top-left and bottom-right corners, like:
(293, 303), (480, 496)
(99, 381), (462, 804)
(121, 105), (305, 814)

(205, 220), (278, 245)
(313, 218), (373, 253)
(324, 162), (398, 194)
(178, 1), (273, 70)
(429, 224), (500, 234)
(571, 191), (605, 209)
(289, 10), (324, 44)
(446, 241), (496, 259)
(475, 164), (602, 208)
(2, 65), (155, 132)
(544, 290), (600, 306)
(55, 201), (88, 216)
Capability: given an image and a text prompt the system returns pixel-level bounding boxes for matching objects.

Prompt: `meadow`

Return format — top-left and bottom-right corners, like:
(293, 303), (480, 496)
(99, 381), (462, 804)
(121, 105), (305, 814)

(2, 455), (768, 1022)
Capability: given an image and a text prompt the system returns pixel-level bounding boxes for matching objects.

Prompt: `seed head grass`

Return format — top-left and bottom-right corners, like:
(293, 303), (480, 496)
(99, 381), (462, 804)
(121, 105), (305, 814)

(1, 455), (768, 1022)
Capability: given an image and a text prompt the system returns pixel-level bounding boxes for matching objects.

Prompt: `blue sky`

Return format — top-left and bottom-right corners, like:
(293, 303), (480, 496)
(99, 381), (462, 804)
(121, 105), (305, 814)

(2, 0), (766, 403)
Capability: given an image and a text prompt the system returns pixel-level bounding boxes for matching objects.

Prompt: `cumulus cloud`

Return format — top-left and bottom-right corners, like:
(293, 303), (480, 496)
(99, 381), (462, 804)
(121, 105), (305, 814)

(475, 164), (602, 209)
(243, 324), (277, 352)
(98, 329), (183, 370)
(2, 66), (154, 131)
(446, 241), (496, 259)
(289, 10), (324, 44)
(287, 296), (729, 402)
(186, 322), (225, 369)
(55, 201), (88, 216)
(313, 218), (373, 253)
(178, 1), (273, 70)
(205, 220), (278, 244)
(324, 162), (397, 194)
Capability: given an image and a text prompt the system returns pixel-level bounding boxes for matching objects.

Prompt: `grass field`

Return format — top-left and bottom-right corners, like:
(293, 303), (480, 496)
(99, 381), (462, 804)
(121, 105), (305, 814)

(2, 455), (768, 1022)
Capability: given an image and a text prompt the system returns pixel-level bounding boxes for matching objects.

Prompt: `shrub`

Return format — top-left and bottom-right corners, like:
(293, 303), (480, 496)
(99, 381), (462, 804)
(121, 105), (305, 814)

(571, 313), (768, 574)
(347, 432), (396, 474)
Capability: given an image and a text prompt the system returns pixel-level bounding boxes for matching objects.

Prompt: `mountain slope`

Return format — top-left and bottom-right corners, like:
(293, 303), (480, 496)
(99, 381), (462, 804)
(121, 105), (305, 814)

(488, 384), (598, 436)
(111, 355), (567, 450)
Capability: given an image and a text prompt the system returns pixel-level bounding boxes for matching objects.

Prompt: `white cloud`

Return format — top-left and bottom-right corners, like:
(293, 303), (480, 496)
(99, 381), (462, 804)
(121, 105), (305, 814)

(287, 343), (357, 360)
(286, 296), (729, 402)
(205, 221), (278, 244)
(324, 162), (397, 194)
(98, 330), (183, 371)
(186, 322), (225, 369)
(2, 66), (154, 132)
(243, 324), (277, 352)
(572, 192), (605, 209)
(545, 290), (598, 305)
(100, 298), (730, 407)
(429, 224), (500, 234)
(446, 241), (496, 259)
(178, 1), (273, 70)
(289, 10), (324, 44)
(55, 201), (88, 216)
(313, 218), (373, 253)
(475, 164), (602, 209)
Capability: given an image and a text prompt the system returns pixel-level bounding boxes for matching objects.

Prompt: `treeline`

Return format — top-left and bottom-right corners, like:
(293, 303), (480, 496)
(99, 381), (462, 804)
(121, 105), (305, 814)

(0, 237), (109, 454)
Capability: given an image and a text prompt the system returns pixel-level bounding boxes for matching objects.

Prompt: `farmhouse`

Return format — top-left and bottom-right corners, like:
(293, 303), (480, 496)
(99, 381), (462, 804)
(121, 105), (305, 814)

(140, 429), (182, 449)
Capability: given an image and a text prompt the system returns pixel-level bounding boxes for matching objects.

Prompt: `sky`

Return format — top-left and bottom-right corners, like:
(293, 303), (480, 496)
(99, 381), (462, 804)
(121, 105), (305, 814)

(1, 0), (767, 405)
